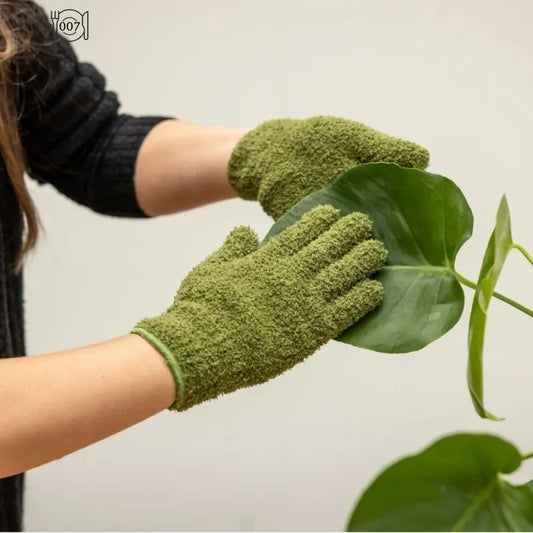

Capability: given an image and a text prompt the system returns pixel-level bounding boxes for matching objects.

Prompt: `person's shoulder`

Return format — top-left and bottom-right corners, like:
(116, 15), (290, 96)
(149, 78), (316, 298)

(14, 1), (79, 117)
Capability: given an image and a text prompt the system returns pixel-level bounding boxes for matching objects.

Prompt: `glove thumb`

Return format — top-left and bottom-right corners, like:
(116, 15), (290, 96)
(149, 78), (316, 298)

(203, 226), (259, 267)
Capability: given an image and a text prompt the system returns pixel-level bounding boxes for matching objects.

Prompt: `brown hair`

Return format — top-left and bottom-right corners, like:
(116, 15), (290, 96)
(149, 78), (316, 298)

(0, 0), (40, 271)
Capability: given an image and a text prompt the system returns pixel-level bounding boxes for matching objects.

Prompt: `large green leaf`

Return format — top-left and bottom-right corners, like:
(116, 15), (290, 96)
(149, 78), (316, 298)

(347, 433), (533, 531)
(263, 163), (473, 353)
(467, 196), (513, 421)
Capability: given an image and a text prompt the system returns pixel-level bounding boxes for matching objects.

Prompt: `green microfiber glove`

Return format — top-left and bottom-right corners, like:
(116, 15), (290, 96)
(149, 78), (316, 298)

(132, 205), (387, 411)
(228, 116), (430, 219)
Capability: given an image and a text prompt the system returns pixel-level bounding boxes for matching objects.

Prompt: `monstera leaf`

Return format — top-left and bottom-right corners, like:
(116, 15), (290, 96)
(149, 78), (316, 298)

(263, 163), (473, 353)
(347, 433), (533, 531)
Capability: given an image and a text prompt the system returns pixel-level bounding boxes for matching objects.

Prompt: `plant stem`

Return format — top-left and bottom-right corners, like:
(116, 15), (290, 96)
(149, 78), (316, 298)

(512, 243), (533, 267)
(522, 452), (533, 461)
(452, 271), (478, 291)
(453, 271), (533, 318)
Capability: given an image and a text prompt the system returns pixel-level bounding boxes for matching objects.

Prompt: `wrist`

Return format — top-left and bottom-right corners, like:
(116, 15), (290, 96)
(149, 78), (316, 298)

(130, 328), (184, 410)
(125, 333), (178, 410)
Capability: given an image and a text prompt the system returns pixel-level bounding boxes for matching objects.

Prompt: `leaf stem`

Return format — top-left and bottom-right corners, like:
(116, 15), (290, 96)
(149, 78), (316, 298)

(512, 243), (533, 267)
(452, 271), (477, 291)
(453, 271), (533, 318)
(522, 451), (533, 461)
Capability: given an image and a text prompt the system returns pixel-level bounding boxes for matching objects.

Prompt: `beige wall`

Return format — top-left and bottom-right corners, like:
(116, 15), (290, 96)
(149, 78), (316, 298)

(25, 0), (533, 530)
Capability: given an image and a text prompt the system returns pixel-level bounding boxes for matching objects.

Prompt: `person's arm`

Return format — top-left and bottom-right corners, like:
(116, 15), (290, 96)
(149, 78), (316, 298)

(133, 120), (247, 215)
(17, 1), (242, 217)
(0, 334), (175, 479)
(0, 205), (387, 478)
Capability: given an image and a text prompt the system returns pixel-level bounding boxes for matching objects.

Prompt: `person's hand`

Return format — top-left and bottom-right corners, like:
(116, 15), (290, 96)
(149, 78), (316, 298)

(132, 205), (387, 411)
(228, 116), (430, 219)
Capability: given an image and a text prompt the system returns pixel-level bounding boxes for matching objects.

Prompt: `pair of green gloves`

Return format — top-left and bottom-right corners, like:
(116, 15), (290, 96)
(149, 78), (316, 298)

(132, 117), (430, 411)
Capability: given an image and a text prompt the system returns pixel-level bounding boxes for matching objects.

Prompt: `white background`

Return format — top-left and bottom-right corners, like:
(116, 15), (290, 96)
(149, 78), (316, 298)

(24, 0), (533, 530)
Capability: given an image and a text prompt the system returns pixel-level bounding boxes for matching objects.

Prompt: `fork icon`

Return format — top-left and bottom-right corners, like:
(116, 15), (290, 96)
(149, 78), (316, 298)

(50, 10), (59, 32)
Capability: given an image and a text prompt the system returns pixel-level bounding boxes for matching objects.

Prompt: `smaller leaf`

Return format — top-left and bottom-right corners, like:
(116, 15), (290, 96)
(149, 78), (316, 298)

(346, 433), (533, 532)
(467, 195), (513, 421)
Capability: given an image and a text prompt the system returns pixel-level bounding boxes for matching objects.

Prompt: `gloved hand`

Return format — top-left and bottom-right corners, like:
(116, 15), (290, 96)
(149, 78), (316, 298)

(132, 205), (387, 411)
(228, 116), (430, 219)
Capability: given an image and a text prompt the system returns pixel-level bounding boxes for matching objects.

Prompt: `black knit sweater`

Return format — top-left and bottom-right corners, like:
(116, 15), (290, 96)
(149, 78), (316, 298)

(0, 3), (171, 530)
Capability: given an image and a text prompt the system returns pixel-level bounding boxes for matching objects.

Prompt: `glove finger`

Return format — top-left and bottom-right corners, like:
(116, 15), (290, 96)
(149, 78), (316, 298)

(293, 212), (372, 275)
(327, 279), (384, 335)
(257, 156), (355, 220)
(204, 226), (259, 266)
(312, 240), (387, 301)
(347, 121), (430, 169)
(261, 205), (340, 259)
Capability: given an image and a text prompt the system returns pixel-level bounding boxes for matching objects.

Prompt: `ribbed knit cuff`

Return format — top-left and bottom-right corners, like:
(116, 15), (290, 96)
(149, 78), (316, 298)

(88, 115), (173, 217)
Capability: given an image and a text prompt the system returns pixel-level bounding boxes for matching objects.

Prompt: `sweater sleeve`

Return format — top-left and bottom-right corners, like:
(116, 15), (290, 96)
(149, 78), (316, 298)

(17, 1), (174, 217)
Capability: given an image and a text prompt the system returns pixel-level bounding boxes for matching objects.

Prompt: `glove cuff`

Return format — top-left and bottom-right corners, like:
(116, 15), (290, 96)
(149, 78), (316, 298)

(131, 326), (186, 411)
(132, 303), (242, 411)
(228, 118), (291, 200)
(227, 128), (262, 200)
